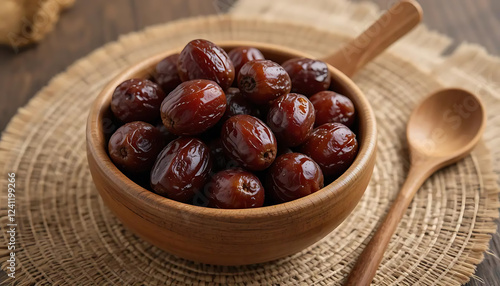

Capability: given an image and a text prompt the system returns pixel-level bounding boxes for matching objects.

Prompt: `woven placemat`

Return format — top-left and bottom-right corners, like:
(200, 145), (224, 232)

(1, 0), (500, 285)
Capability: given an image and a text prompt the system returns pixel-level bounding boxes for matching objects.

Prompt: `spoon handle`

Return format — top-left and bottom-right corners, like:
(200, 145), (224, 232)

(322, 0), (422, 77)
(344, 167), (429, 286)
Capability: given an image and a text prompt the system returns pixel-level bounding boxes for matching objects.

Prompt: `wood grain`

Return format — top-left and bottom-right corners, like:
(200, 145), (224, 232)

(0, 0), (498, 284)
(324, 0), (422, 77)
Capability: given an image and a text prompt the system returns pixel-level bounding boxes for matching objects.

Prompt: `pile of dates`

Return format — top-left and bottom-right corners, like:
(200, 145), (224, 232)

(107, 39), (358, 209)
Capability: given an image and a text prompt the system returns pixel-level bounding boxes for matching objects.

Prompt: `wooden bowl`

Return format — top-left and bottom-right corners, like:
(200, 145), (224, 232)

(86, 41), (377, 265)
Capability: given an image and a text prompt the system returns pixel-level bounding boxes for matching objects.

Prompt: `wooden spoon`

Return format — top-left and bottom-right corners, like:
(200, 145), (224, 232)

(323, 0), (422, 77)
(345, 88), (486, 286)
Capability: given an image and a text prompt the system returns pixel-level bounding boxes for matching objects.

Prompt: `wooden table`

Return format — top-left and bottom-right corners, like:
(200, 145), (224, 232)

(0, 0), (498, 285)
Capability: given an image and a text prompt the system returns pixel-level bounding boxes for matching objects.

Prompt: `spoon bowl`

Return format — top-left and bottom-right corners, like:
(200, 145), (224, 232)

(407, 88), (486, 166)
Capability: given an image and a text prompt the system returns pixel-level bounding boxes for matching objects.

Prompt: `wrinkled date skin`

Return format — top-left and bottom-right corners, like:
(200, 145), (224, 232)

(153, 53), (182, 93)
(111, 79), (166, 123)
(177, 39), (235, 90)
(267, 93), (315, 147)
(299, 123), (358, 178)
(310, 91), (356, 128)
(161, 79), (226, 135)
(281, 58), (331, 97)
(238, 60), (292, 105)
(150, 137), (212, 202)
(206, 169), (265, 209)
(223, 87), (260, 121)
(266, 153), (324, 204)
(227, 46), (265, 77)
(108, 121), (165, 174)
(221, 115), (277, 171)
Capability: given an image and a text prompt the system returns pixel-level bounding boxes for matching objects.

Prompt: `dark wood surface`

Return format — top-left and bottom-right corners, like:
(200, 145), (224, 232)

(0, 0), (498, 285)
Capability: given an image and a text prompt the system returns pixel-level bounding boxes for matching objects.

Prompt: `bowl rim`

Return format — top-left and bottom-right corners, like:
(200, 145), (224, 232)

(86, 40), (377, 220)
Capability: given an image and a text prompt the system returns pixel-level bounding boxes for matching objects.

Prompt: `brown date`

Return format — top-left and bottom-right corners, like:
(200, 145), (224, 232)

(161, 79), (226, 136)
(222, 87), (260, 121)
(266, 153), (324, 203)
(221, 115), (277, 171)
(150, 137), (212, 203)
(206, 169), (265, 209)
(238, 59), (292, 105)
(108, 121), (165, 174)
(153, 53), (182, 93)
(281, 58), (330, 97)
(310, 91), (355, 128)
(227, 46), (265, 77)
(177, 39), (235, 90)
(299, 123), (358, 178)
(267, 93), (315, 147)
(111, 79), (166, 123)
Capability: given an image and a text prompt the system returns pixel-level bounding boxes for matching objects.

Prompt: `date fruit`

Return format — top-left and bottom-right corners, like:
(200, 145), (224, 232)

(206, 169), (265, 209)
(228, 46), (265, 77)
(177, 39), (235, 90)
(238, 59), (292, 105)
(267, 93), (315, 147)
(310, 91), (355, 128)
(108, 121), (165, 174)
(267, 153), (324, 203)
(221, 115), (277, 171)
(153, 53), (182, 93)
(150, 137), (212, 202)
(161, 79), (226, 135)
(299, 123), (358, 178)
(282, 58), (330, 97)
(111, 79), (166, 123)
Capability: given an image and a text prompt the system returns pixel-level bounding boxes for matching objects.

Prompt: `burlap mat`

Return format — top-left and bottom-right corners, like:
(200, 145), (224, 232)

(1, 0), (500, 285)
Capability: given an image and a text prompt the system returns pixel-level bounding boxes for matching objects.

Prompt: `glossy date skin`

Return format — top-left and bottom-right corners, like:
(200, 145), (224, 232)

(221, 115), (277, 171)
(177, 39), (235, 90)
(223, 87), (260, 121)
(150, 137), (212, 202)
(310, 91), (356, 128)
(108, 121), (165, 174)
(238, 60), (292, 105)
(267, 93), (315, 147)
(111, 79), (166, 124)
(153, 53), (182, 93)
(267, 153), (324, 204)
(299, 123), (358, 178)
(282, 58), (330, 97)
(227, 46), (265, 77)
(207, 169), (265, 209)
(161, 79), (226, 136)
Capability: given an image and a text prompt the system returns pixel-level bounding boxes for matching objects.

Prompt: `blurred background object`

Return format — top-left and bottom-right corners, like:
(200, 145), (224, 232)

(0, 0), (74, 48)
